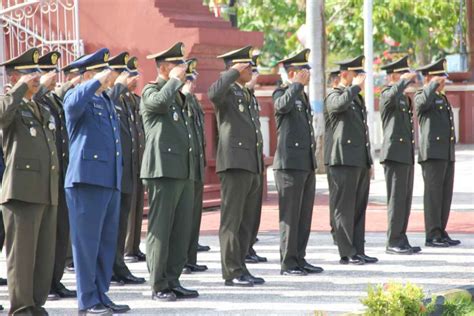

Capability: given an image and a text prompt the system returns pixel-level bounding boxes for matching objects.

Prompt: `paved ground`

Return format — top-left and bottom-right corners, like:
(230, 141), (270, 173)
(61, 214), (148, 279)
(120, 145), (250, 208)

(0, 145), (472, 315)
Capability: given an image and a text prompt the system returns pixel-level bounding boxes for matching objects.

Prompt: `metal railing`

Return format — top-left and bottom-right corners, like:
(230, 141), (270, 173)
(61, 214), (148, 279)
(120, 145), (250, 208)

(0, 0), (83, 91)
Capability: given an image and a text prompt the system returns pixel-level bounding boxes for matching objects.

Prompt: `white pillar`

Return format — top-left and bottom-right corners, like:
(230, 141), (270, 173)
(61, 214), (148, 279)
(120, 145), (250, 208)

(363, 0), (376, 163)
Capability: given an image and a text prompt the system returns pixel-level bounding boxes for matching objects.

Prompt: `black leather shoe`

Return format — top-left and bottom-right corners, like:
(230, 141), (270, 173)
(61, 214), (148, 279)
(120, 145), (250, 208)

(79, 303), (111, 315)
(116, 274), (146, 285)
(55, 284), (77, 298)
(245, 254), (259, 264)
(152, 289), (177, 301)
(65, 262), (75, 273)
(110, 275), (125, 286)
(302, 263), (324, 274)
(224, 275), (254, 287)
(197, 244), (210, 252)
(34, 307), (49, 315)
(136, 251), (146, 261)
(0, 278), (7, 286)
(425, 239), (449, 247)
(386, 246), (413, 255)
(340, 255), (365, 265)
(255, 254), (267, 262)
(280, 267), (308, 276)
(104, 302), (130, 314)
(182, 266), (192, 274)
(410, 246), (422, 253)
(359, 254), (378, 263)
(442, 237), (461, 246)
(245, 274), (265, 284)
(186, 263), (208, 272)
(47, 291), (60, 301)
(123, 255), (138, 263)
(171, 286), (199, 299)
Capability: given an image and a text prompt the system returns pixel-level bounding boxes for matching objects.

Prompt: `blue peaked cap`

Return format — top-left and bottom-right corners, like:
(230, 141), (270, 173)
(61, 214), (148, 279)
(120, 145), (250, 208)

(68, 48), (110, 74)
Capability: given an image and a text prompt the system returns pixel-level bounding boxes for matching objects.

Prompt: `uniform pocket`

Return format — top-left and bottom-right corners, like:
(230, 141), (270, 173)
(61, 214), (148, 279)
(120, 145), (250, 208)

(230, 137), (250, 150)
(15, 158), (40, 171)
(82, 149), (108, 162)
(159, 142), (181, 155)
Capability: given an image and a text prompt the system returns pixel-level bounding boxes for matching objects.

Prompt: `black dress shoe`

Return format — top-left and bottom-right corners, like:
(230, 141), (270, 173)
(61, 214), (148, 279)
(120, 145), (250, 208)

(224, 275), (254, 287)
(171, 286), (199, 299)
(182, 266), (192, 274)
(186, 263), (208, 272)
(0, 277), (7, 286)
(280, 267), (308, 276)
(197, 244), (210, 252)
(255, 254), (267, 262)
(359, 254), (378, 263)
(79, 303), (111, 315)
(339, 255), (365, 265)
(104, 302), (130, 314)
(0, 305), (3, 311)
(442, 237), (461, 246)
(47, 291), (60, 301)
(55, 284), (77, 298)
(116, 274), (146, 285)
(245, 254), (259, 264)
(410, 246), (422, 253)
(110, 275), (125, 286)
(425, 238), (449, 247)
(245, 274), (265, 284)
(386, 246), (413, 255)
(152, 289), (177, 301)
(136, 251), (146, 261)
(65, 262), (75, 273)
(302, 263), (324, 274)
(34, 307), (49, 315)
(123, 255), (138, 263)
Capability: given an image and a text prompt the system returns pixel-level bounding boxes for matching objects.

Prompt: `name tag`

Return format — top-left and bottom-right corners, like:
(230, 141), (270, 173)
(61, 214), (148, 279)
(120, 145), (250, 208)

(234, 91), (244, 97)
(93, 103), (104, 109)
(435, 99), (444, 105)
(21, 110), (33, 118)
(400, 100), (406, 105)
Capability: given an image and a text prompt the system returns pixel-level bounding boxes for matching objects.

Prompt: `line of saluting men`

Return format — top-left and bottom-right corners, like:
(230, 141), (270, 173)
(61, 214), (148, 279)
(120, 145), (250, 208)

(0, 41), (460, 315)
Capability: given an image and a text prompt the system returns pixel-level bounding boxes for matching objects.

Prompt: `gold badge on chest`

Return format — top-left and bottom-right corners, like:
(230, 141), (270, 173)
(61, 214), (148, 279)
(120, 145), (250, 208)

(30, 127), (37, 137)
(239, 104), (245, 113)
(173, 112), (179, 121)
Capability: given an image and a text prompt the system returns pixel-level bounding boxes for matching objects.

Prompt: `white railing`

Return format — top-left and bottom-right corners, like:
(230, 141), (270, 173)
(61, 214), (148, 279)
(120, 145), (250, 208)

(0, 0), (83, 91)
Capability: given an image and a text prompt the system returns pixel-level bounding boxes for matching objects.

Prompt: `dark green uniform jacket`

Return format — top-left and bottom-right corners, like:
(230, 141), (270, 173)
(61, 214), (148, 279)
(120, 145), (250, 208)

(414, 82), (455, 163)
(185, 92), (206, 183)
(140, 78), (195, 180)
(379, 79), (415, 165)
(325, 85), (372, 167)
(208, 69), (263, 174)
(0, 82), (59, 205)
(273, 82), (316, 171)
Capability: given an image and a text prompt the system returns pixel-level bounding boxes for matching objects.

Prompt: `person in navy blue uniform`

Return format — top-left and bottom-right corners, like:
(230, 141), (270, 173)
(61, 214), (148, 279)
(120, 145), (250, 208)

(63, 48), (130, 315)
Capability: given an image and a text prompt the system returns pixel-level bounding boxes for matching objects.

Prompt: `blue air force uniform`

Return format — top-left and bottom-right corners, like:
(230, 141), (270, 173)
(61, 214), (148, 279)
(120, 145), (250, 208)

(63, 49), (123, 310)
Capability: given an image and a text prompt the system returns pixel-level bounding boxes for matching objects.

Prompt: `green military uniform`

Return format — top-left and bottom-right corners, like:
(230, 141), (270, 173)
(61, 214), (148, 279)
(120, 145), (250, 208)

(273, 49), (318, 273)
(124, 57), (146, 259)
(325, 56), (373, 262)
(208, 46), (264, 283)
(0, 48), (59, 314)
(379, 56), (417, 254)
(140, 43), (196, 295)
(414, 59), (458, 247)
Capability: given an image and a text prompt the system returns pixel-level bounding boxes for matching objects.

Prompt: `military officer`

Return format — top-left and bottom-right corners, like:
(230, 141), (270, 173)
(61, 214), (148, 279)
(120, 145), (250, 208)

(245, 53), (267, 265)
(140, 42), (198, 301)
(123, 57), (147, 263)
(208, 46), (265, 287)
(324, 68), (340, 245)
(56, 55), (83, 99)
(63, 48), (130, 314)
(105, 52), (146, 285)
(325, 55), (378, 265)
(414, 59), (460, 248)
(379, 56), (421, 255)
(273, 49), (323, 276)
(0, 47), (58, 315)
(32, 51), (78, 299)
(181, 59), (209, 274)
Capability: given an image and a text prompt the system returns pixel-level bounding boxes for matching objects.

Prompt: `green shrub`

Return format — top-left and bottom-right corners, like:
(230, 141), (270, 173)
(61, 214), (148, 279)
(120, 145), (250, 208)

(442, 296), (474, 316)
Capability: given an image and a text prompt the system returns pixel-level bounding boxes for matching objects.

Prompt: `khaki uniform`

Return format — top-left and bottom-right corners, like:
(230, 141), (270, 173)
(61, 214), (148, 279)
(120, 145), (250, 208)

(0, 82), (59, 314)
(208, 69), (264, 280)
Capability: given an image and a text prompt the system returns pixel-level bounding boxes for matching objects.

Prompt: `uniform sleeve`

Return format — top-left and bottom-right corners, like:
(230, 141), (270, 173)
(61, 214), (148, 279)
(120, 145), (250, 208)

(379, 79), (410, 111)
(208, 69), (240, 106)
(63, 79), (101, 121)
(272, 83), (304, 114)
(0, 81), (28, 128)
(34, 84), (50, 100)
(326, 85), (361, 114)
(141, 78), (183, 114)
(414, 81), (439, 114)
(106, 83), (128, 105)
(55, 81), (73, 100)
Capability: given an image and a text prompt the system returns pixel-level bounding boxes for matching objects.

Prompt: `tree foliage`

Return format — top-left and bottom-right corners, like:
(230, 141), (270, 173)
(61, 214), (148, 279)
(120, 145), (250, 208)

(229, 0), (466, 67)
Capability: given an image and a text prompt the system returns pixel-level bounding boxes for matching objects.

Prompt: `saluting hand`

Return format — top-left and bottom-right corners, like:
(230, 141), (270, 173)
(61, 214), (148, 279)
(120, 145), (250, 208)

(69, 75), (81, 87)
(115, 71), (130, 87)
(231, 63), (251, 74)
(353, 74), (366, 89)
(430, 76), (445, 86)
(169, 64), (186, 82)
(400, 72), (417, 83)
(94, 69), (112, 89)
(39, 71), (57, 90)
(293, 69), (310, 86)
(18, 73), (40, 91)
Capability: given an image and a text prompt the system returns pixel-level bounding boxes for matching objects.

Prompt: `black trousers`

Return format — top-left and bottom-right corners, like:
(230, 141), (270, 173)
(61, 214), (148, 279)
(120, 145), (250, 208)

(326, 167), (336, 243)
(384, 161), (414, 247)
(113, 192), (134, 278)
(420, 159), (455, 240)
(330, 165), (370, 258)
(187, 181), (204, 265)
(274, 170), (315, 270)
